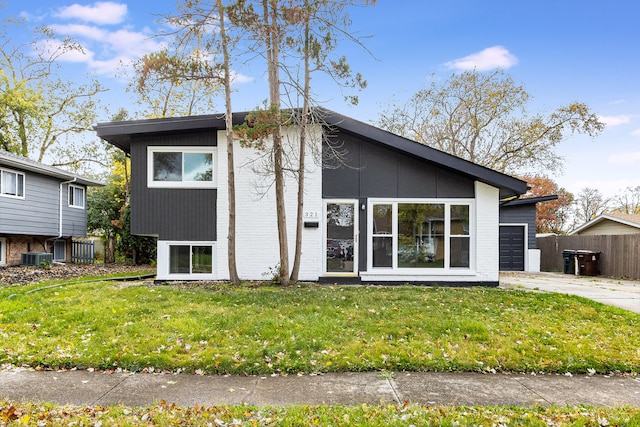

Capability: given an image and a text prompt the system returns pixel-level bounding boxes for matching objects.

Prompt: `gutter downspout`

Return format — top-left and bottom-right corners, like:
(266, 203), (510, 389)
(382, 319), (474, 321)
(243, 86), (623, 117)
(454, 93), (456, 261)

(59, 178), (77, 238)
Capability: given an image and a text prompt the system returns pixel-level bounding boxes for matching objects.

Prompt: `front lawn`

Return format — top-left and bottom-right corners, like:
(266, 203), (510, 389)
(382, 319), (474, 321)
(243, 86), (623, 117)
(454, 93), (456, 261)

(1, 279), (639, 375)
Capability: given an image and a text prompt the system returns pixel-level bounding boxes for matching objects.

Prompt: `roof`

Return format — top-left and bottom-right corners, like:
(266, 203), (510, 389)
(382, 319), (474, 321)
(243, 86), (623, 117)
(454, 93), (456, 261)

(569, 212), (640, 235)
(95, 109), (528, 199)
(0, 150), (104, 187)
(501, 195), (559, 207)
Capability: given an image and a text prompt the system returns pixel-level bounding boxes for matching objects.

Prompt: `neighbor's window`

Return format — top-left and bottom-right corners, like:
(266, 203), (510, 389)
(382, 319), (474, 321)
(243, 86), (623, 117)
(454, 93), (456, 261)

(169, 244), (213, 275)
(68, 185), (85, 208)
(0, 169), (25, 198)
(370, 200), (473, 271)
(148, 147), (215, 188)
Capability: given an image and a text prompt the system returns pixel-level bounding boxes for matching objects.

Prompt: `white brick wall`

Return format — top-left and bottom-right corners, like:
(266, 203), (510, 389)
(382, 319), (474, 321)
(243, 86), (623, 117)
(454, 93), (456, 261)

(474, 181), (500, 282)
(215, 126), (323, 281)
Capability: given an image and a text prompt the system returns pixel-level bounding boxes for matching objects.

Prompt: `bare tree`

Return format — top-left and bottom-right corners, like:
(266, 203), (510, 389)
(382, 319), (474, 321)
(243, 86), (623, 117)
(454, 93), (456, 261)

(378, 69), (605, 176)
(573, 187), (609, 226)
(610, 186), (640, 215)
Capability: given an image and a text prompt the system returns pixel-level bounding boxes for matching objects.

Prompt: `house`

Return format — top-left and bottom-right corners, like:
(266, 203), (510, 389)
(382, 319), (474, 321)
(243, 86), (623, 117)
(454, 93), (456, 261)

(499, 195), (558, 272)
(95, 110), (529, 286)
(0, 150), (103, 266)
(569, 212), (640, 236)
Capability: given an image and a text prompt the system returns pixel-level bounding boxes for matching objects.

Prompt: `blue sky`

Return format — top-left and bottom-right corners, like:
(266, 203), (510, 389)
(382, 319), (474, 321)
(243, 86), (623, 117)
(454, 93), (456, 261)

(4, 0), (640, 199)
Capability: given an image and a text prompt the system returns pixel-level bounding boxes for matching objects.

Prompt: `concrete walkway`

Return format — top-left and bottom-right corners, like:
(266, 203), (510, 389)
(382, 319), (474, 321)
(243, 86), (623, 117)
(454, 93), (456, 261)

(2, 368), (639, 407)
(500, 271), (640, 314)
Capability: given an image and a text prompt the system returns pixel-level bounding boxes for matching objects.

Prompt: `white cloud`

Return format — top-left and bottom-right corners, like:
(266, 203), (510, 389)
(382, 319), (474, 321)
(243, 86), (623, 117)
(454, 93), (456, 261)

(46, 23), (166, 75)
(445, 45), (518, 71)
(609, 151), (640, 164)
(599, 114), (637, 126)
(36, 38), (94, 63)
(51, 24), (109, 41)
(632, 129), (640, 138)
(54, 1), (127, 25)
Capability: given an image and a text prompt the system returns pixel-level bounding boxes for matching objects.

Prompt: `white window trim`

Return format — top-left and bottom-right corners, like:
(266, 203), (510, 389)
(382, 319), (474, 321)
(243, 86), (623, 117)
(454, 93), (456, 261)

(0, 167), (25, 200)
(147, 146), (217, 189)
(157, 240), (216, 280)
(68, 184), (85, 209)
(366, 198), (475, 275)
(0, 237), (6, 265)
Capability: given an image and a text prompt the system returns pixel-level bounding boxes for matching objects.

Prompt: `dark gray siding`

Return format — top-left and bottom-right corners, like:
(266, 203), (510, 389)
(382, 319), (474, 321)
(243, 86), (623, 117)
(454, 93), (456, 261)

(323, 133), (475, 199)
(323, 132), (475, 272)
(0, 170), (86, 237)
(130, 130), (217, 241)
(500, 204), (536, 249)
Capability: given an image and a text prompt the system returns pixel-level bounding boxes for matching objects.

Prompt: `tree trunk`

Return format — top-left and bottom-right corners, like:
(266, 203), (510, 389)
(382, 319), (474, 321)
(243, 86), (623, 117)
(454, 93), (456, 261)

(264, 0), (289, 286)
(106, 235), (115, 264)
(218, 0), (240, 285)
(290, 11), (311, 283)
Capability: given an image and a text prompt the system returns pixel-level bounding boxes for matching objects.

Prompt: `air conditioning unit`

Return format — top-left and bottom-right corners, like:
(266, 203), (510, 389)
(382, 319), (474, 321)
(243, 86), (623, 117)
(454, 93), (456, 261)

(21, 252), (53, 266)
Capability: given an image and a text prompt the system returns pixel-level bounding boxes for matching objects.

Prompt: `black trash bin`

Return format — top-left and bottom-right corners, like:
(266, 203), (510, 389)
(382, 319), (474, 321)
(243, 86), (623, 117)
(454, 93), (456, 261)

(575, 250), (601, 276)
(562, 250), (576, 274)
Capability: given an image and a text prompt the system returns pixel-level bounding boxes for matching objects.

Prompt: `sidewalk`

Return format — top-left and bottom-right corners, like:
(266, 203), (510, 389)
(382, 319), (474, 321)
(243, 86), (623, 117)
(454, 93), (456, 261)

(2, 368), (639, 407)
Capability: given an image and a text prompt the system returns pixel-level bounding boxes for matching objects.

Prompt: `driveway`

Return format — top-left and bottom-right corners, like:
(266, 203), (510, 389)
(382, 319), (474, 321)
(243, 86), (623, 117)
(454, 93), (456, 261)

(499, 271), (640, 314)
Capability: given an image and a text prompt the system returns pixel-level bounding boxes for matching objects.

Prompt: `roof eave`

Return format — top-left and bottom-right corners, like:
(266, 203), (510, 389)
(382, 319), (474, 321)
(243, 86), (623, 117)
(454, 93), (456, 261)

(0, 152), (104, 186)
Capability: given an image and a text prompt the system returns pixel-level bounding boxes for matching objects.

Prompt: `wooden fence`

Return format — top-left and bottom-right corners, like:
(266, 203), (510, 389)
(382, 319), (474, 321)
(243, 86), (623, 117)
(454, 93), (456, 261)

(537, 234), (640, 279)
(72, 240), (95, 264)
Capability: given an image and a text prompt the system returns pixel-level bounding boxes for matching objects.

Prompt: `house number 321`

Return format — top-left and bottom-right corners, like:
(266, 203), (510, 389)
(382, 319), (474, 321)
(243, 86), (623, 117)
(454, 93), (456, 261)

(304, 211), (319, 219)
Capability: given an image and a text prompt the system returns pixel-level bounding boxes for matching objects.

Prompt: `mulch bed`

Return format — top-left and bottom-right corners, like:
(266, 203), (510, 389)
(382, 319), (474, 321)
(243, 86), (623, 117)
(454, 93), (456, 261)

(0, 264), (154, 287)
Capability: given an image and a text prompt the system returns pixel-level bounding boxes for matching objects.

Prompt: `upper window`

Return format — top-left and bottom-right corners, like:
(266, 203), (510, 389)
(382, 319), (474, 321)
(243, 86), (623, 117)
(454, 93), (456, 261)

(0, 169), (25, 198)
(68, 185), (85, 209)
(148, 147), (215, 188)
(369, 200), (473, 271)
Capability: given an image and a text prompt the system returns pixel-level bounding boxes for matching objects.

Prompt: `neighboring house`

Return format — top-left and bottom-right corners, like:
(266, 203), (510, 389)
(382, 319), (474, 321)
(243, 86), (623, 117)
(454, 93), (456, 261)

(499, 195), (558, 272)
(0, 150), (103, 266)
(95, 110), (529, 286)
(569, 213), (640, 236)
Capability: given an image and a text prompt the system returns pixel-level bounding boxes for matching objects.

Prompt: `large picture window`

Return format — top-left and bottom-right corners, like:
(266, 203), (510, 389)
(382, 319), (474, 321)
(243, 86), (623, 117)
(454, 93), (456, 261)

(369, 200), (472, 271)
(148, 147), (215, 188)
(0, 169), (25, 198)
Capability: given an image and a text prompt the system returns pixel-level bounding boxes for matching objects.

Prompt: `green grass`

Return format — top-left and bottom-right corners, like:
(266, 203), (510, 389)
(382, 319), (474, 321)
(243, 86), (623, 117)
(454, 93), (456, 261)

(2, 400), (640, 426)
(1, 279), (639, 375)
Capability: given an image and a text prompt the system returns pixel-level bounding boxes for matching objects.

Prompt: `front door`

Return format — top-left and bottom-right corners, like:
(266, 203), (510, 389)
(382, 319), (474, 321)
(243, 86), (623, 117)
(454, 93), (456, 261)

(325, 200), (358, 275)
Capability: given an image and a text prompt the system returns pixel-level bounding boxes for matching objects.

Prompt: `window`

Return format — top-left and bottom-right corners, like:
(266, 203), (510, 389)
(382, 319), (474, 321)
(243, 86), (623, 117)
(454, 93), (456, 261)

(0, 237), (6, 265)
(398, 203), (444, 268)
(372, 204), (392, 267)
(148, 147), (215, 188)
(450, 205), (470, 268)
(0, 169), (25, 198)
(369, 200), (473, 271)
(68, 185), (85, 208)
(169, 244), (213, 275)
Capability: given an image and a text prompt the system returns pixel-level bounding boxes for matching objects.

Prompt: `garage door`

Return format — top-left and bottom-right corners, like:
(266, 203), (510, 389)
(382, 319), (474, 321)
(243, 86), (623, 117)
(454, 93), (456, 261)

(499, 225), (525, 271)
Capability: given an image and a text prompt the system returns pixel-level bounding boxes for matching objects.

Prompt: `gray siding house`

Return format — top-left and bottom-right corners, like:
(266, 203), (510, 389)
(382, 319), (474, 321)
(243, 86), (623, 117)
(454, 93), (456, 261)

(0, 151), (102, 266)
(96, 110), (529, 285)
